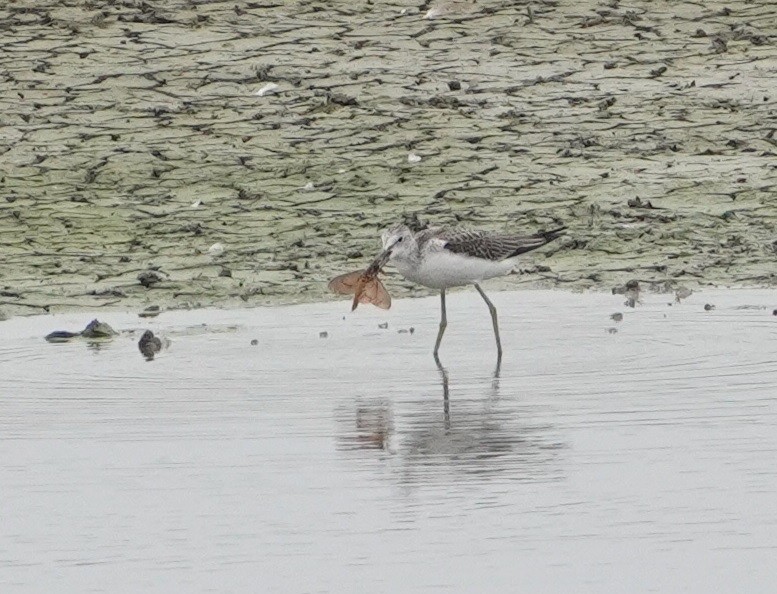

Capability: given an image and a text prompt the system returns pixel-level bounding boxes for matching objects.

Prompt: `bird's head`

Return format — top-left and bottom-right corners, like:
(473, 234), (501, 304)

(366, 224), (415, 272)
(381, 224), (416, 261)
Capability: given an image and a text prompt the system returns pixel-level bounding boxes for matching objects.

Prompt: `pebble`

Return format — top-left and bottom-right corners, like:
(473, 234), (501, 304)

(610, 312), (623, 322)
(319, 331), (328, 339)
(675, 286), (693, 302)
(704, 303), (715, 311)
(250, 339), (259, 346)
(138, 270), (164, 288)
(138, 305), (161, 318)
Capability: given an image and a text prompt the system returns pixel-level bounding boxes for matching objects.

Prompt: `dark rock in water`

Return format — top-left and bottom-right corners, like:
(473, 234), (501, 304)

(138, 330), (162, 361)
(45, 330), (81, 343)
(46, 319), (116, 342)
(81, 319), (117, 338)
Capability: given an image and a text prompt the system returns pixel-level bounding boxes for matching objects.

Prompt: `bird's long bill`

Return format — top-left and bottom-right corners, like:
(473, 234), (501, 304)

(365, 248), (391, 276)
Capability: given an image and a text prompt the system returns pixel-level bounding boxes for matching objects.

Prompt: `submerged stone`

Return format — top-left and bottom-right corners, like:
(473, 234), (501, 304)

(81, 319), (117, 338)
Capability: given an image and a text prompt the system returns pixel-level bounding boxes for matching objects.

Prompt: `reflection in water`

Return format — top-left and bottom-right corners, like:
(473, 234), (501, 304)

(337, 359), (565, 486)
(336, 400), (393, 451)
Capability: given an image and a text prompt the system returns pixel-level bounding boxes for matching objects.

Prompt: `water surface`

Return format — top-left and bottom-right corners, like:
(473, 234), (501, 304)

(1, 289), (776, 592)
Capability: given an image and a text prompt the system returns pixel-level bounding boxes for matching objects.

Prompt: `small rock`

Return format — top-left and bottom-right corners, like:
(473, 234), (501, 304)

(409, 327), (415, 335)
(704, 303), (715, 311)
(250, 339), (258, 346)
(378, 322), (388, 329)
(45, 330), (81, 343)
(407, 153), (422, 163)
(138, 270), (163, 288)
(772, 309), (777, 316)
(675, 287), (692, 302)
(138, 305), (161, 318)
(208, 242), (224, 257)
(610, 312), (623, 322)
(138, 330), (162, 361)
(81, 319), (117, 338)
(218, 266), (232, 278)
(319, 331), (328, 339)
(606, 327), (618, 334)
(448, 80), (461, 91)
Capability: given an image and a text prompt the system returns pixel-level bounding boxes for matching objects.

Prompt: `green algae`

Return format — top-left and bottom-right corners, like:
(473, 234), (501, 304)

(0, 0), (775, 318)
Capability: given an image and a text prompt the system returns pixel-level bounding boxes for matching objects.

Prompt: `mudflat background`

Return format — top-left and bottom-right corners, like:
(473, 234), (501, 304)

(1, 0), (775, 318)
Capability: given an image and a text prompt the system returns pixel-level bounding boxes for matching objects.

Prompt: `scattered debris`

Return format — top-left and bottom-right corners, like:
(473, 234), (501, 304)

(613, 280), (641, 307)
(610, 312), (624, 322)
(627, 197), (657, 209)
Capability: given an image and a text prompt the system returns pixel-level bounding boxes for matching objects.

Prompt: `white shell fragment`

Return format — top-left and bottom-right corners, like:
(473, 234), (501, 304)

(208, 242), (225, 256)
(254, 83), (279, 97)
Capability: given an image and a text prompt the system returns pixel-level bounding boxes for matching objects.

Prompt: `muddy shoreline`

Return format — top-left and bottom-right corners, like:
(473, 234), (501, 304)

(1, 0), (775, 319)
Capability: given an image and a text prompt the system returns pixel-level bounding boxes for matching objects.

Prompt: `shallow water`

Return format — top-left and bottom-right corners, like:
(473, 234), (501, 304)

(1, 289), (776, 593)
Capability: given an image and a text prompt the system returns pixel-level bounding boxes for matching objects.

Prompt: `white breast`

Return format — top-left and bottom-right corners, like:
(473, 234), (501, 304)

(395, 251), (516, 289)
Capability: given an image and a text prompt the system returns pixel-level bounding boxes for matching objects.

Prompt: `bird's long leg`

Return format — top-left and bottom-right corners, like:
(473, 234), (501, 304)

(474, 283), (502, 360)
(433, 289), (447, 359)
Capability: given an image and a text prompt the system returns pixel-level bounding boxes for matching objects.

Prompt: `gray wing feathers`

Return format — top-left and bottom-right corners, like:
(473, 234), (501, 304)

(441, 227), (565, 261)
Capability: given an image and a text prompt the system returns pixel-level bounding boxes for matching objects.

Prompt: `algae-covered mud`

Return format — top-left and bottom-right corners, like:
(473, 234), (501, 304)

(0, 0), (775, 317)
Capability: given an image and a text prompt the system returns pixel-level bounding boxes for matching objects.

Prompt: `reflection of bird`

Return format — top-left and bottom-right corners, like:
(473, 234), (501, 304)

(372, 224), (565, 359)
(138, 330), (162, 361)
